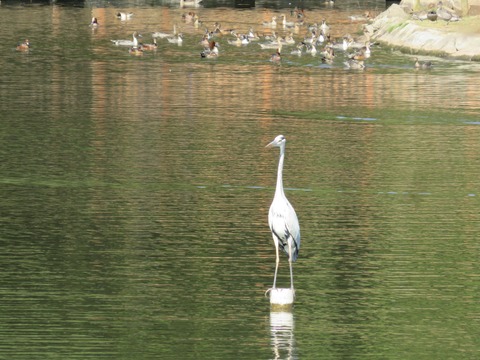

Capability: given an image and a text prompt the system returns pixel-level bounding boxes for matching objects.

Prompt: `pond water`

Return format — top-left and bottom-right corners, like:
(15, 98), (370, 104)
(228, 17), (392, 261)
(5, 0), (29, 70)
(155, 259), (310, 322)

(1, 1), (479, 359)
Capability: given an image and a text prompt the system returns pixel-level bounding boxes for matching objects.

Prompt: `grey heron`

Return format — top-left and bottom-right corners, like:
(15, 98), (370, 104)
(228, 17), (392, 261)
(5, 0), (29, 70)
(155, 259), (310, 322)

(266, 135), (301, 291)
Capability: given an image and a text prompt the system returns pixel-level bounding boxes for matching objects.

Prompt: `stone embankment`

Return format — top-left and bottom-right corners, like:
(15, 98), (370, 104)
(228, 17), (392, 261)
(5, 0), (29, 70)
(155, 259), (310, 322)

(366, 3), (480, 60)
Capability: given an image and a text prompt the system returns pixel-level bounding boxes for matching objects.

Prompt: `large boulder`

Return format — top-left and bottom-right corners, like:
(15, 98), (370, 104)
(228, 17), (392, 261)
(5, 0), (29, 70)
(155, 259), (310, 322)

(369, 4), (480, 58)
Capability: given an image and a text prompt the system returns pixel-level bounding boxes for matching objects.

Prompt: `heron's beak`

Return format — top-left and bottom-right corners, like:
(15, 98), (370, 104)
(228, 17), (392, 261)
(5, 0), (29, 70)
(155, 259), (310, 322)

(266, 140), (275, 148)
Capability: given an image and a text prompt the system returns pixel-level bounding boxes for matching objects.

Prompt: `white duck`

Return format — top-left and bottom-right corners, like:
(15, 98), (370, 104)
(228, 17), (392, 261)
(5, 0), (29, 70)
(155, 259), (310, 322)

(117, 12), (134, 21)
(167, 33), (183, 45)
(111, 32), (141, 47)
(152, 24), (177, 39)
(262, 16), (277, 28)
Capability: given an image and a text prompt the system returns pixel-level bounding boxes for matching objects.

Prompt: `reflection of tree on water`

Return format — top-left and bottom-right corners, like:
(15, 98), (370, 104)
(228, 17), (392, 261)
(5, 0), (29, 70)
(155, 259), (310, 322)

(270, 311), (298, 360)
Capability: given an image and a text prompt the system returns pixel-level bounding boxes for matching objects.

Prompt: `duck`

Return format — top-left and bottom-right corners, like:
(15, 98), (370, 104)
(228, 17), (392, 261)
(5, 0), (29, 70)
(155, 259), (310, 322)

(212, 22), (234, 36)
(290, 43), (304, 56)
(316, 32), (326, 45)
(192, 16), (202, 28)
(302, 30), (317, 45)
(411, 10), (429, 21)
(16, 39), (30, 51)
(201, 41), (219, 58)
(346, 36), (371, 49)
(339, 35), (354, 51)
(411, 3), (437, 21)
(269, 41), (282, 62)
(270, 48), (281, 63)
(436, 1), (460, 21)
(227, 35), (242, 46)
(349, 11), (371, 22)
(199, 34), (210, 47)
(362, 42), (372, 57)
(305, 43), (317, 56)
(320, 19), (330, 36)
(292, 7), (306, 19)
(247, 28), (261, 41)
(129, 46), (144, 56)
(141, 38), (158, 51)
(180, 0), (202, 8)
(280, 14), (296, 28)
(427, 11), (438, 21)
(321, 46), (335, 62)
(414, 57), (432, 69)
(90, 17), (99, 29)
(117, 12), (134, 21)
(262, 16), (277, 28)
(279, 33), (295, 45)
(153, 24), (177, 39)
(263, 31), (277, 42)
(182, 11), (196, 24)
(111, 32), (141, 47)
(349, 41), (371, 60)
(227, 32), (248, 46)
(259, 37), (283, 49)
(344, 59), (365, 69)
(167, 33), (183, 45)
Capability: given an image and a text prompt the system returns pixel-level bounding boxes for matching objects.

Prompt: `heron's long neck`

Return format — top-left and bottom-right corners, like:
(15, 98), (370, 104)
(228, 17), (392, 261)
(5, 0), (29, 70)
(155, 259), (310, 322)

(275, 146), (285, 198)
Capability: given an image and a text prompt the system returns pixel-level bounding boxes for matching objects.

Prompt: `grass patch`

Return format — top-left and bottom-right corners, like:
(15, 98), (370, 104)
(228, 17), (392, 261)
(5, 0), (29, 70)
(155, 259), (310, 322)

(387, 21), (409, 33)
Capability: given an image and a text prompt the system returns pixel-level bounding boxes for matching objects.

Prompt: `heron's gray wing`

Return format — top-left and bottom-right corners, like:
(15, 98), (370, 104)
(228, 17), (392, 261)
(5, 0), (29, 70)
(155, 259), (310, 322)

(284, 200), (300, 260)
(269, 198), (301, 261)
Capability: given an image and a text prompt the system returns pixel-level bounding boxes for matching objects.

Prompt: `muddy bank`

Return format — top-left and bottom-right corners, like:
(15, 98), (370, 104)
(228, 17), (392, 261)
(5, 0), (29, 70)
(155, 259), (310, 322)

(367, 4), (480, 60)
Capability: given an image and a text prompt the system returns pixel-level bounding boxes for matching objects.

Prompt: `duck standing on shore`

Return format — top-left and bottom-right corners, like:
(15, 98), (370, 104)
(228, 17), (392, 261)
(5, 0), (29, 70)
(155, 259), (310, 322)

(436, 1), (461, 22)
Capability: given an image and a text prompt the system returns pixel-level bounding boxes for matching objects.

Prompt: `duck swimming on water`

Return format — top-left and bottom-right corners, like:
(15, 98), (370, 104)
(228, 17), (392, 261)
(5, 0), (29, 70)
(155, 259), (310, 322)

(152, 24), (177, 39)
(117, 12), (134, 21)
(129, 45), (144, 56)
(90, 17), (99, 29)
(270, 43), (282, 63)
(141, 38), (158, 51)
(262, 16), (277, 28)
(167, 33), (183, 45)
(201, 41), (219, 58)
(111, 32), (141, 47)
(414, 57), (432, 69)
(344, 59), (365, 70)
(16, 39), (30, 51)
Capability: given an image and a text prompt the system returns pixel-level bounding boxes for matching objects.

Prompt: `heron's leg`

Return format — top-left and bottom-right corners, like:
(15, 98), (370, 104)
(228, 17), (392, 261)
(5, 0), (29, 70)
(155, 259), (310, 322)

(273, 238), (280, 289)
(288, 238), (294, 290)
(289, 258), (294, 290)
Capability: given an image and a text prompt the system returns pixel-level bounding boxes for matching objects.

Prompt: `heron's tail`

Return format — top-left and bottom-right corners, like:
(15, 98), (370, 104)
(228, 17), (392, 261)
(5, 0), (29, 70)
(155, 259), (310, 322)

(283, 235), (299, 262)
(290, 244), (299, 262)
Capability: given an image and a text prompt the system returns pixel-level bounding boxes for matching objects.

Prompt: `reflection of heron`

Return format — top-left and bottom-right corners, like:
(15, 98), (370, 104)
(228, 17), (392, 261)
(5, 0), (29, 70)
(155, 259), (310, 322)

(270, 311), (296, 360)
(266, 135), (301, 291)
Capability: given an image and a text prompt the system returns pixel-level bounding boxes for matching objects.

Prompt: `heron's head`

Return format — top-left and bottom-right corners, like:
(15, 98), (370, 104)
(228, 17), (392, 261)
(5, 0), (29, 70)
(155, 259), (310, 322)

(266, 135), (286, 148)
